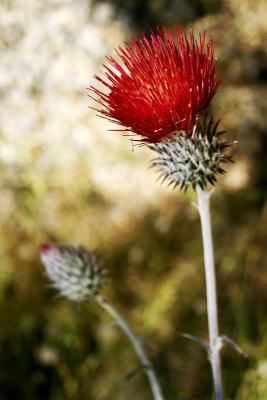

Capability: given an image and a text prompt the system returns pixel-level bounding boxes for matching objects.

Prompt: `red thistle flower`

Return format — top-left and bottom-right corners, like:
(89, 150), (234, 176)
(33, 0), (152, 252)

(90, 27), (220, 143)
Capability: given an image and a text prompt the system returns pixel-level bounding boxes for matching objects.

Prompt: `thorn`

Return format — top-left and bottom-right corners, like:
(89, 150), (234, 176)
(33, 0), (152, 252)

(220, 335), (248, 357)
(179, 332), (210, 354)
(167, 179), (174, 187)
(155, 173), (166, 183)
(172, 181), (180, 190)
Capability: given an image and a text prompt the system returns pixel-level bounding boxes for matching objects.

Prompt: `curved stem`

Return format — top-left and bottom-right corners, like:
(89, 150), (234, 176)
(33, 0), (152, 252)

(95, 295), (164, 400)
(196, 187), (224, 400)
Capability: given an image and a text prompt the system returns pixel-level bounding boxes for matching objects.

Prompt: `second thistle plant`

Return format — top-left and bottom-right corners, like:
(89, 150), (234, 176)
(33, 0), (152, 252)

(40, 244), (164, 400)
(40, 244), (104, 301)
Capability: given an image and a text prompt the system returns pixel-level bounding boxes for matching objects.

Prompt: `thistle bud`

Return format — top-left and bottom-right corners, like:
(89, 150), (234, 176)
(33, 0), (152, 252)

(150, 117), (232, 190)
(40, 244), (104, 302)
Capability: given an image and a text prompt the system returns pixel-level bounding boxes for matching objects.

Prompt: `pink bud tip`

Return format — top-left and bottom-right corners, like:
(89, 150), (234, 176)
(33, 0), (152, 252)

(39, 243), (52, 254)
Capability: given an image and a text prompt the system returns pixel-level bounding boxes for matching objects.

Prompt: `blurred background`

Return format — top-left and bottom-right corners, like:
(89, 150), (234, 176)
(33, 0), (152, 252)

(0, 0), (267, 399)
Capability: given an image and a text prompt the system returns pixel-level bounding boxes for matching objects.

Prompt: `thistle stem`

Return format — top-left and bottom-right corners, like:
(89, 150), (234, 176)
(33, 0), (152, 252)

(95, 295), (164, 400)
(196, 187), (224, 400)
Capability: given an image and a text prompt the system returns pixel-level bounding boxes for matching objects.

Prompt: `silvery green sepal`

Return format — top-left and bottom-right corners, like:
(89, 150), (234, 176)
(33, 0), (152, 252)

(150, 117), (232, 190)
(40, 244), (104, 302)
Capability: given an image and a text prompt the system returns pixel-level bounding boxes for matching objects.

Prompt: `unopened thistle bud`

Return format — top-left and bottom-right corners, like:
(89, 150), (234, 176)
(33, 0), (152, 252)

(150, 117), (232, 190)
(40, 244), (105, 302)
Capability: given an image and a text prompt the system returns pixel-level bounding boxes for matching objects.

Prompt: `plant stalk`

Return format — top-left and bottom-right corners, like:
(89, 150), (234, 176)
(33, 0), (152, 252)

(196, 186), (224, 400)
(95, 295), (164, 400)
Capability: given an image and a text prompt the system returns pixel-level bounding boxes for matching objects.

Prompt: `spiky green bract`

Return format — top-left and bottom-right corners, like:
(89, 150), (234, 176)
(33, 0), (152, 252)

(149, 117), (232, 191)
(40, 244), (105, 302)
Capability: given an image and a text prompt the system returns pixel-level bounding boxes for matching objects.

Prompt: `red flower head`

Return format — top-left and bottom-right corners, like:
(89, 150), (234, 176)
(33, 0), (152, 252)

(90, 27), (220, 143)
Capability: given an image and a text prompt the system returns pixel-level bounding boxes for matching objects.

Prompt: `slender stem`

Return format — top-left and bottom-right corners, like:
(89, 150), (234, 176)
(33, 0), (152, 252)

(95, 295), (164, 400)
(196, 187), (224, 400)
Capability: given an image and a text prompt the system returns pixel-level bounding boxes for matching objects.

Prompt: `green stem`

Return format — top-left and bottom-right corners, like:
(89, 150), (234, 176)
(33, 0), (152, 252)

(196, 187), (224, 400)
(95, 295), (165, 400)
